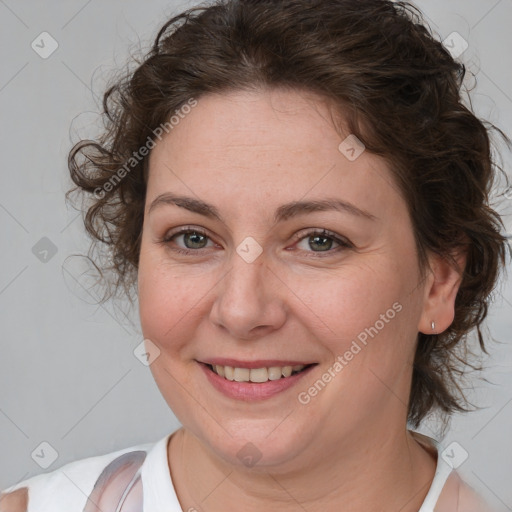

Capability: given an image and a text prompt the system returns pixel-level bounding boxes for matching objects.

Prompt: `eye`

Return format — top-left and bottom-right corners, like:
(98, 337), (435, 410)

(293, 229), (352, 255)
(159, 226), (352, 257)
(179, 231), (209, 249)
(161, 227), (217, 254)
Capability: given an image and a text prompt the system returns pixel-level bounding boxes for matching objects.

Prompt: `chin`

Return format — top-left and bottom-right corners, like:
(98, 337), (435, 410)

(192, 417), (312, 471)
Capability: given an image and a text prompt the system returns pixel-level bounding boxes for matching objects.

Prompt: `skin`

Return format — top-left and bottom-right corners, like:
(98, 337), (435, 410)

(137, 88), (466, 512)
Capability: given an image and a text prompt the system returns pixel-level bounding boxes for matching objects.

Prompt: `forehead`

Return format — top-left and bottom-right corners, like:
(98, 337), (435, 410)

(152, 88), (348, 162)
(146, 88), (404, 222)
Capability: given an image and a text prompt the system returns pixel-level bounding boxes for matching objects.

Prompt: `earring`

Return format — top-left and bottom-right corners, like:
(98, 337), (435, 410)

(431, 321), (435, 332)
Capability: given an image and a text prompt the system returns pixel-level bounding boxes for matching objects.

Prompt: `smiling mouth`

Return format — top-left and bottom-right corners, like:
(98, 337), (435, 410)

(206, 363), (316, 383)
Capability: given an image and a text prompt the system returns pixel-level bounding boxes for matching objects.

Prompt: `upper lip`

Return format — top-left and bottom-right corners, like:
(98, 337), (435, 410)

(200, 358), (317, 369)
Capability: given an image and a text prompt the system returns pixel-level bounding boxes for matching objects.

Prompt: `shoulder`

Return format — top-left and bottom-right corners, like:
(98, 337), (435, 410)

(0, 487), (28, 512)
(0, 440), (154, 511)
(436, 471), (496, 512)
(457, 476), (496, 512)
(409, 431), (497, 512)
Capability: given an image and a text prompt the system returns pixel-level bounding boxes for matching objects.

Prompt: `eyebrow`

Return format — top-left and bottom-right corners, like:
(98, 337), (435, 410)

(147, 192), (377, 223)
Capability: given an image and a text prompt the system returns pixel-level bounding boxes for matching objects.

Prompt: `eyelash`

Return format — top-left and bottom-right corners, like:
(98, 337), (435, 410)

(159, 226), (353, 257)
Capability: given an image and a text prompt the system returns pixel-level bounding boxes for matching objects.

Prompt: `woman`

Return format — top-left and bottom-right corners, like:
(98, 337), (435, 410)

(1, 0), (509, 510)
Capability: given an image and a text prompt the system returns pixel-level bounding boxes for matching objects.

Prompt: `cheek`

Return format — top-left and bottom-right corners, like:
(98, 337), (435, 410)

(137, 246), (207, 343)
(137, 250), (211, 409)
(289, 261), (402, 340)
(291, 258), (419, 387)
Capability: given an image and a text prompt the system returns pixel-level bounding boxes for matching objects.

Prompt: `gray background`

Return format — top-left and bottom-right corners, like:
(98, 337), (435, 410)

(1, 0), (511, 509)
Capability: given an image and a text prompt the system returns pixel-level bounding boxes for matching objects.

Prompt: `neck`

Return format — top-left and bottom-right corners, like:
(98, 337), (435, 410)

(167, 425), (437, 512)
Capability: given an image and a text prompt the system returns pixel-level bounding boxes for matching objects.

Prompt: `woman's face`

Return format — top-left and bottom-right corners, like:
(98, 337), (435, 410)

(138, 88), (430, 470)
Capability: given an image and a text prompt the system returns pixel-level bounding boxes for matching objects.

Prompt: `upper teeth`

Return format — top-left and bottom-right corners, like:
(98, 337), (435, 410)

(212, 365), (306, 383)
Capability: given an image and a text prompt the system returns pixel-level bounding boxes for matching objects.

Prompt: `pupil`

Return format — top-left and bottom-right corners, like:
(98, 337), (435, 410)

(310, 235), (332, 252)
(185, 232), (207, 249)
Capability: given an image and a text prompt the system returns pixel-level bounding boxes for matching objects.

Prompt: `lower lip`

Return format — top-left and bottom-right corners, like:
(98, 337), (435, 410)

(199, 363), (316, 401)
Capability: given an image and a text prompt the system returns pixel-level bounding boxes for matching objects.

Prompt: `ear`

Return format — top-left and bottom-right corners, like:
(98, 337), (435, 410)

(418, 248), (467, 335)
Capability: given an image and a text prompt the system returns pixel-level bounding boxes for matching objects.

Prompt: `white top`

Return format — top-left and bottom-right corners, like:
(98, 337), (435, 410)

(1, 429), (493, 512)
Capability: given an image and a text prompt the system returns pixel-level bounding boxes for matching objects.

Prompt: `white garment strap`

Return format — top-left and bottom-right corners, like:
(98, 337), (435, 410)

(414, 432), (453, 512)
(418, 459), (453, 511)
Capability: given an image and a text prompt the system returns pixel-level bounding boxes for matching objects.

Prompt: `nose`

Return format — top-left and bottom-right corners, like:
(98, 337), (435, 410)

(209, 250), (287, 341)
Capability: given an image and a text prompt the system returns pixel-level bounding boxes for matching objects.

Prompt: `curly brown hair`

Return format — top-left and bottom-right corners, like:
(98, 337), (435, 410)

(66, 0), (510, 430)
